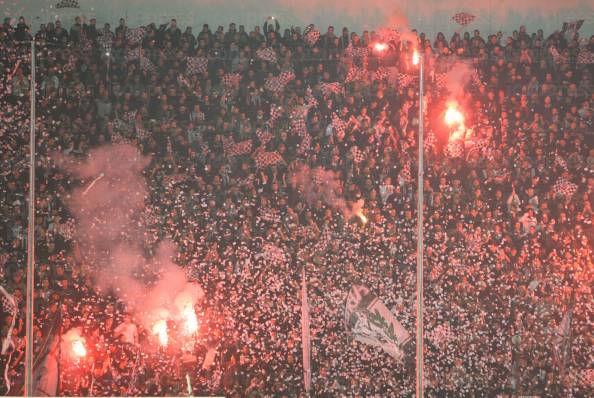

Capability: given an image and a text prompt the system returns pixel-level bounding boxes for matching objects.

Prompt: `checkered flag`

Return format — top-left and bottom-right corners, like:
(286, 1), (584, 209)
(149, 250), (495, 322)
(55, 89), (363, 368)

(577, 50), (594, 64)
(553, 177), (578, 197)
(126, 26), (147, 46)
(222, 73), (241, 88)
(399, 161), (412, 183)
(269, 105), (283, 126)
(303, 26), (320, 47)
(452, 12), (476, 27)
(305, 87), (318, 109)
(319, 82), (343, 97)
(424, 129), (437, 153)
(291, 116), (307, 137)
(332, 113), (347, 140)
(58, 218), (76, 241)
(345, 67), (368, 83)
(375, 67), (388, 81)
(253, 149), (285, 168)
(433, 72), (446, 89)
(55, 0), (79, 8)
(397, 73), (416, 89)
(256, 47), (278, 63)
(264, 71), (295, 92)
(256, 129), (273, 146)
(187, 56), (208, 75)
(98, 28), (114, 54)
(445, 140), (464, 158)
(351, 146), (365, 163)
(140, 56), (157, 74)
(227, 140), (253, 157)
(1, 285), (17, 355)
(346, 43), (369, 60)
(297, 132), (311, 155)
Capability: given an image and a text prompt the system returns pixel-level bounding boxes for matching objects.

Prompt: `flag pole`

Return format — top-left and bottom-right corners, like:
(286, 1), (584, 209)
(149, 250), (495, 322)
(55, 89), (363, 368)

(416, 52), (425, 398)
(25, 39), (37, 397)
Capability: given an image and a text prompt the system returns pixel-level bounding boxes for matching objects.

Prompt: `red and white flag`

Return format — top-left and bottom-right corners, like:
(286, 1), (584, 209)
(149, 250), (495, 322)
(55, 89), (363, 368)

(304, 26), (320, 47)
(553, 177), (578, 197)
(452, 12), (476, 27)
(256, 129), (274, 146)
(125, 26), (147, 46)
(319, 82), (343, 96)
(351, 146), (365, 163)
(577, 50), (594, 65)
(264, 71), (295, 92)
(332, 113), (348, 140)
(253, 149), (285, 168)
(186, 56), (208, 75)
(227, 140), (253, 157)
(222, 73), (241, 88)
(256, 47), (278, 63)
(345, 67), (368, 83)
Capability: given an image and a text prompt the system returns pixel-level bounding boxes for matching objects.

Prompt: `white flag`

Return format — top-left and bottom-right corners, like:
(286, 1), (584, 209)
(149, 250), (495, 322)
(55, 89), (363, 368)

(344, 285), (411, 361)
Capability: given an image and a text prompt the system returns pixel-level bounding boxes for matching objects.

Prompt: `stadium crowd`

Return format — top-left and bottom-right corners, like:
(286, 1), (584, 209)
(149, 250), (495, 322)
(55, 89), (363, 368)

(0, 13), (593, 397)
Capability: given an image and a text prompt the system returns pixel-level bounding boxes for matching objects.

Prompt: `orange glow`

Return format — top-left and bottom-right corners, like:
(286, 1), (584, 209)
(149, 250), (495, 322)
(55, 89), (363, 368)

(152, 319), (168, 346)
(72, 339), (86, 358)
(412, 50), (420, 66)
(445, 103), (464, 127)
(374, 42), (388, 53)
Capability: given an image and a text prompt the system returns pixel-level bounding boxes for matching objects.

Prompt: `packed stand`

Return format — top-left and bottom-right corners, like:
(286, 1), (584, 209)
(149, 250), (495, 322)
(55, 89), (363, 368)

(0, 14), (593, 397)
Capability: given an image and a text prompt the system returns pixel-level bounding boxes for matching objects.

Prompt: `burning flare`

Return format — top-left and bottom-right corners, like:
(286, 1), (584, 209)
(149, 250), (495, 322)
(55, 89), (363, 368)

(152, 319), (169, 346)
(412, 50), (420, 66)
(445, 102), (464, 127)
(374, 42), (388, 53)
(72, 339), (86, 358)
(182, 304), (198, 335)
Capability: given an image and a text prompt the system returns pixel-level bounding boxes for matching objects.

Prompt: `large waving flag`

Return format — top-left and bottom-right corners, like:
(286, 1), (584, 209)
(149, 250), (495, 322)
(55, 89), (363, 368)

(344, 285), (411, 361)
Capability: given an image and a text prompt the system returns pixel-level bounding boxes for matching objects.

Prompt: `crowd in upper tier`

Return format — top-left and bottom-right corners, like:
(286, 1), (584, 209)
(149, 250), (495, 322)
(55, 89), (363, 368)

(0, 14), (593, 397)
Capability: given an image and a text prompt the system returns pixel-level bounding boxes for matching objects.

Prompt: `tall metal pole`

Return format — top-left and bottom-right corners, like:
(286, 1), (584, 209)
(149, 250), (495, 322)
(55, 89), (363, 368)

(416, 54), (424, 398)
(25, 40), (36, 397)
